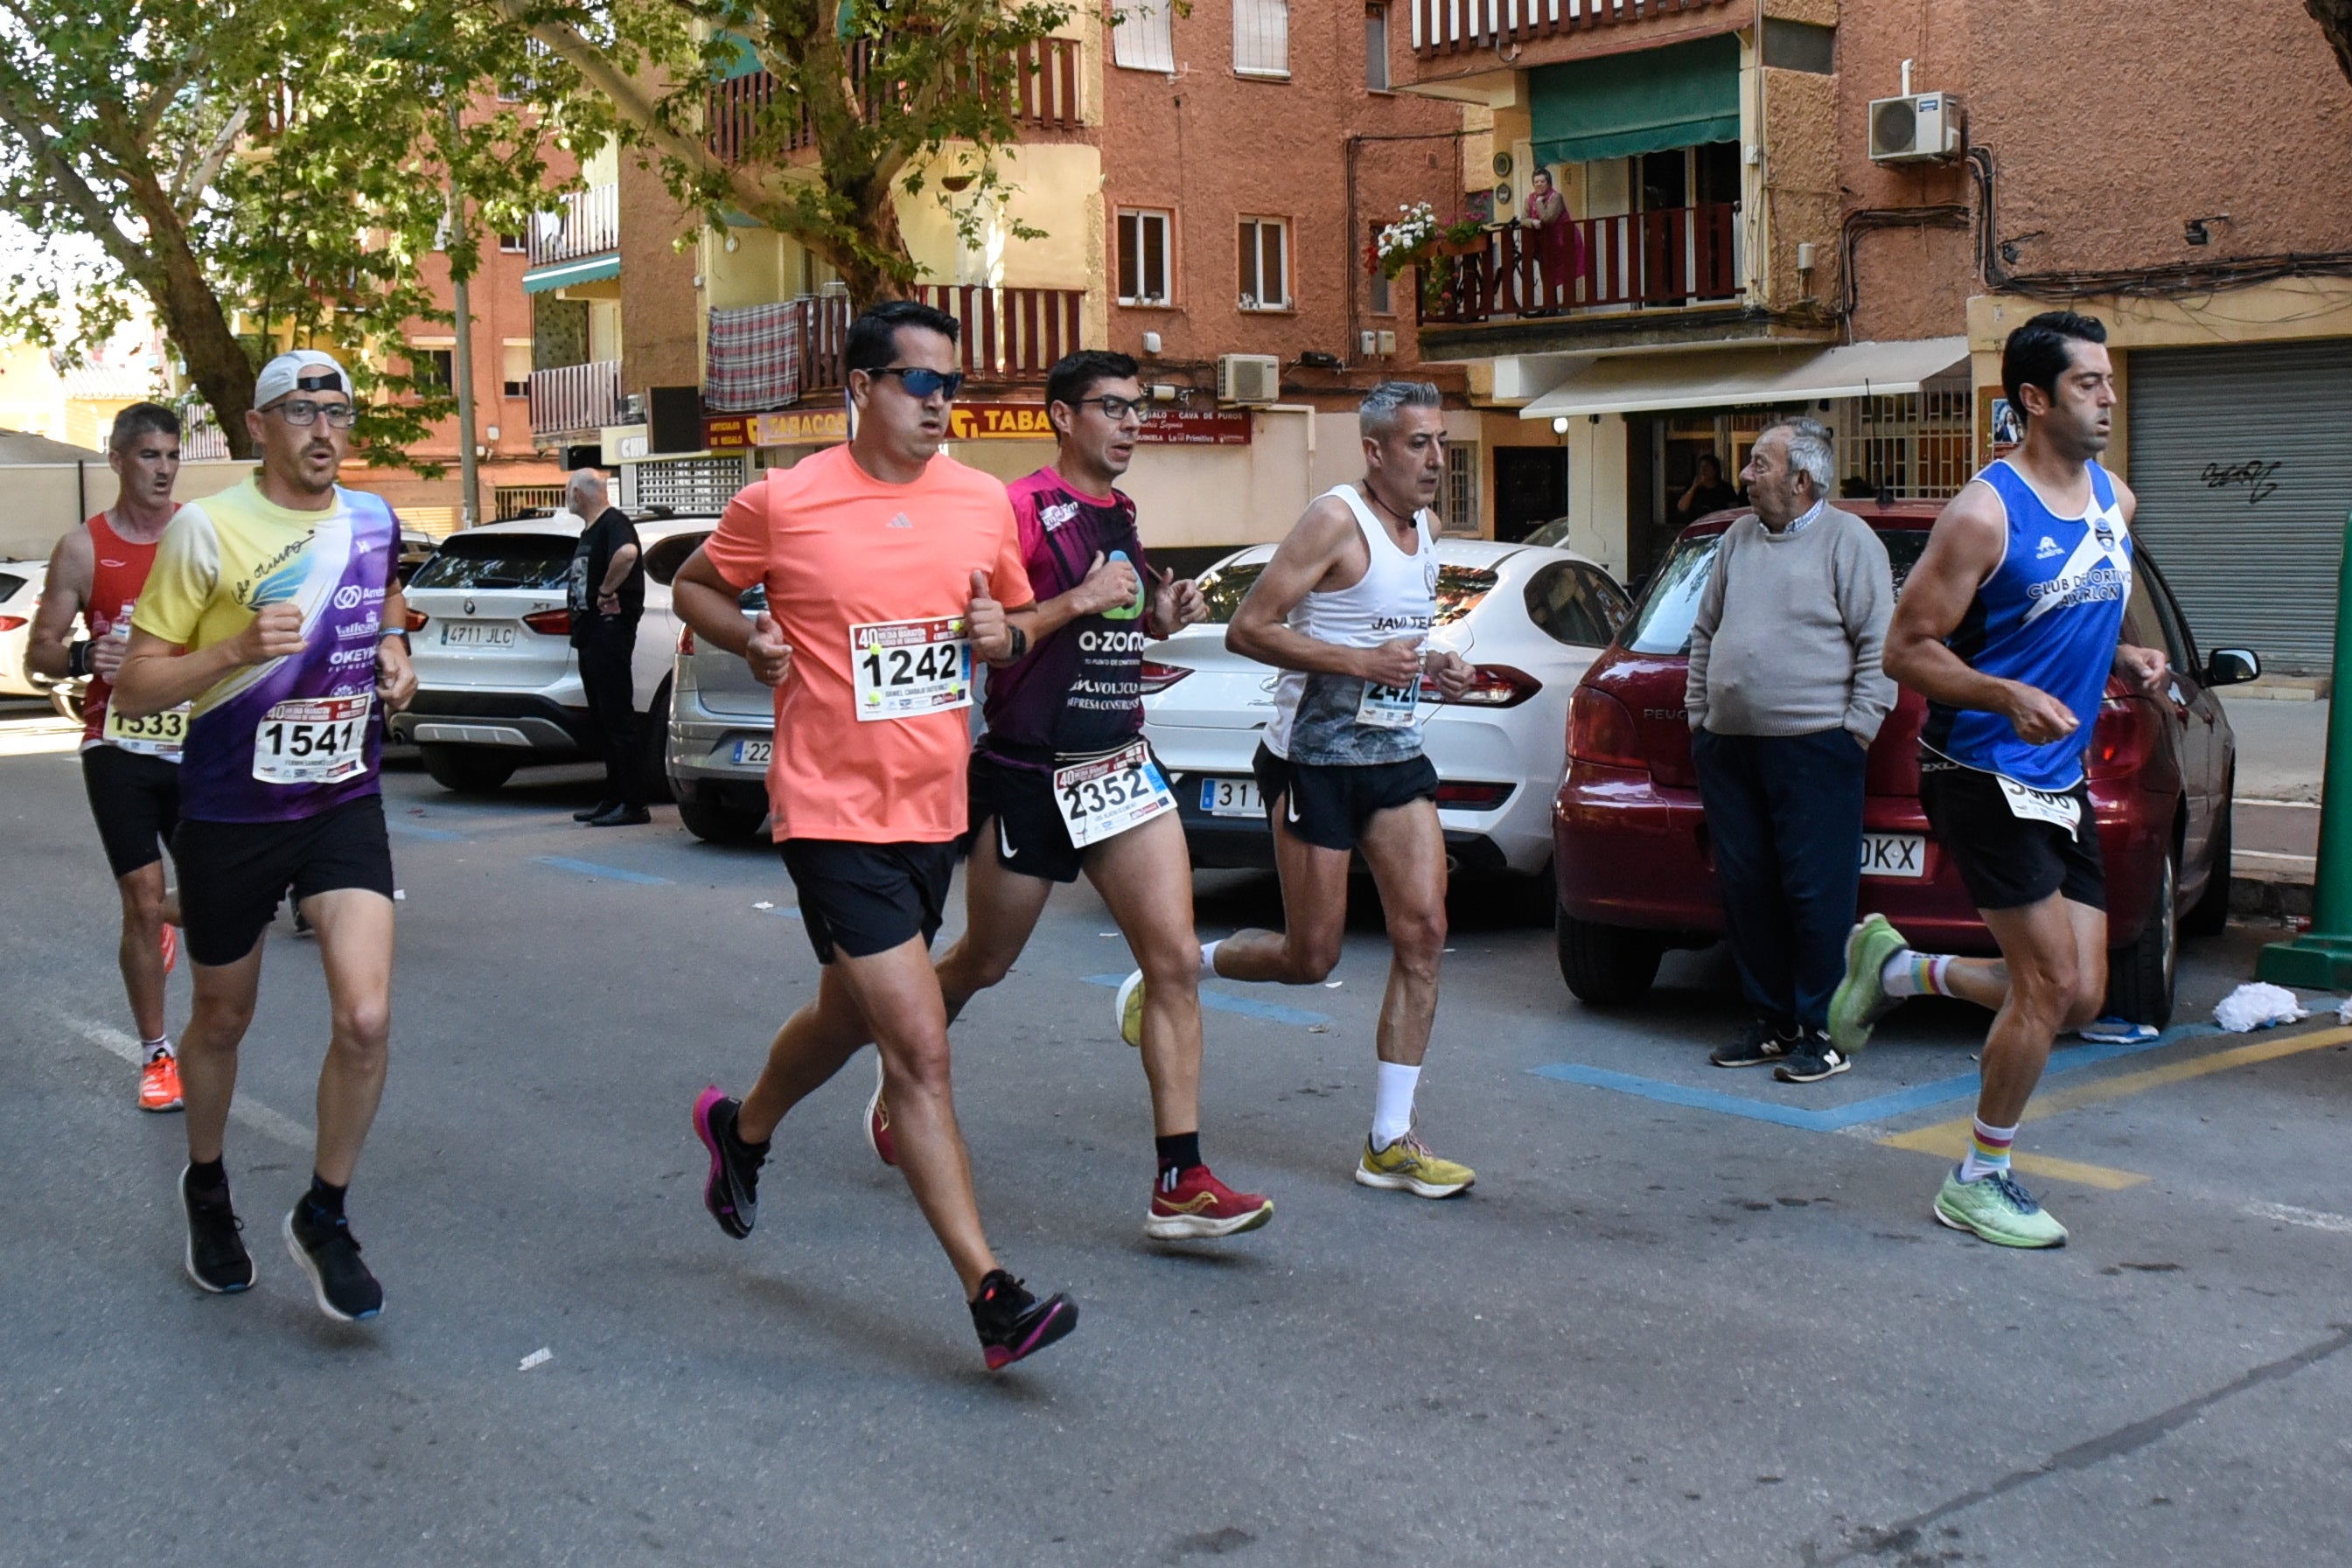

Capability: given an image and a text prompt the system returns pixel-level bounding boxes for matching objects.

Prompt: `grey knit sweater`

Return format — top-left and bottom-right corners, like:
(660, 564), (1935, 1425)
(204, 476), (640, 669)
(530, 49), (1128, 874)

(1684, 505), (1897, 742)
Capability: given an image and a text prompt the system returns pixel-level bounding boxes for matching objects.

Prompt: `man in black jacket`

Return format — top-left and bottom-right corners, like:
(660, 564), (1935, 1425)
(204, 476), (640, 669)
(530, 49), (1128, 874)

(566, 469), (648, 826)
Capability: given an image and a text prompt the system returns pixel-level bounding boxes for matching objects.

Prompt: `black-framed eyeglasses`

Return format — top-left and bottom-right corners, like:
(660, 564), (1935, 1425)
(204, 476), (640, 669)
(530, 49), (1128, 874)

(1074, 394), (1154, 423)
(269, 399), (359, 429)
(863, 366), (966, 401)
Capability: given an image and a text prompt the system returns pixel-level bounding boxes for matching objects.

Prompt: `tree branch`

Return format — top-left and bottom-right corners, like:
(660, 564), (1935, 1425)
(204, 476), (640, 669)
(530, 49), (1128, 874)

(0, 81), (158, 286)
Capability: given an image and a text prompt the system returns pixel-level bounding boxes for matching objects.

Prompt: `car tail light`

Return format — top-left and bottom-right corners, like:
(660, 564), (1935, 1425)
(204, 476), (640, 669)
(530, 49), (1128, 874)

(522, 608), (571, 637)
(1567, 686), (1646, 770)
(1434, 780), (1513, 810)
(0, 616), (24, 633)
(1139, 659), (1192, 693)
(678, 624), (696, 656)
(404, 608), (429, 631)
(1420, 663), (1539, 708)
(2085, 696), (2156, 779)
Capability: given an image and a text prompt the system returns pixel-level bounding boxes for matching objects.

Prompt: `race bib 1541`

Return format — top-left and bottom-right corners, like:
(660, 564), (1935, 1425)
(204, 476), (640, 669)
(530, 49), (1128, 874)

(254, 693), (372, 786)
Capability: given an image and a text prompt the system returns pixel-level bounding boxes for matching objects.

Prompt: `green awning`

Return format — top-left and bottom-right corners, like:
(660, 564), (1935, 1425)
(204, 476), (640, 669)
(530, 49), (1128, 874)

(1531, 34), (1741, 166)
(522, 254), (621, 294)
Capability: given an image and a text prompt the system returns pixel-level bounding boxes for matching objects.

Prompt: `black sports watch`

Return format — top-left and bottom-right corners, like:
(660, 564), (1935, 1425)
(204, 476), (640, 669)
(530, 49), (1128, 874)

(67, 639), (93, 678)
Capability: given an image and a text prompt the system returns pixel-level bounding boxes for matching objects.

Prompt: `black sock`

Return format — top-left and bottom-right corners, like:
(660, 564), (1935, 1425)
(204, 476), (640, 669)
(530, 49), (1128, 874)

(305, 1173), (346, 1220)
(1155, 1131), (1202, 1182)
(727, 1109), (771, 1157)
(187, 1157), (227, 1194)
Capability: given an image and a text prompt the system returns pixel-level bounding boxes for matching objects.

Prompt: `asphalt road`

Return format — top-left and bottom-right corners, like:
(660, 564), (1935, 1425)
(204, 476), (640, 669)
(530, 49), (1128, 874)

(5, 703), (2351, 1567)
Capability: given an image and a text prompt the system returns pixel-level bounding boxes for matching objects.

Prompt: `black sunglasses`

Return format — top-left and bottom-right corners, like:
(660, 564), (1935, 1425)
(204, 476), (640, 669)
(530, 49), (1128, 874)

(863, 366), (966, 401)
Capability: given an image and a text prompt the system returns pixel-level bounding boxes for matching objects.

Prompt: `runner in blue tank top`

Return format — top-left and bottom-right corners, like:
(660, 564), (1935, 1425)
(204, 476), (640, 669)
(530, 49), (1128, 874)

(1831, 312), (2170, 1250)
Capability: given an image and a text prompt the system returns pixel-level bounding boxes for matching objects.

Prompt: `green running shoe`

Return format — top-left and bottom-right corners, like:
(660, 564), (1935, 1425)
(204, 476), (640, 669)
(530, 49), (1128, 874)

(1828, 913), (1909, 1056)
(1933, 1167), (2068, 1248)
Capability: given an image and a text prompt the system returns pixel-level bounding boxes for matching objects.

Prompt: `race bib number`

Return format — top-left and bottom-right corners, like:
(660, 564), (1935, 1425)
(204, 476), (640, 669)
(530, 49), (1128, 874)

(851, 617), (973, 721)
(1997, 775), (2082, 831)
(253, 694), (372, 786)
(1356, 678), (1421, 730)
(101, 700), (190, 760)
(1053, 741), (1176, 849)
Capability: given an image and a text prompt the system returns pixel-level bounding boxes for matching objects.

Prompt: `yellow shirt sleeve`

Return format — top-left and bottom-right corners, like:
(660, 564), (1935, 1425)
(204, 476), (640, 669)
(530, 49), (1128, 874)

(130, 504), (223, 650)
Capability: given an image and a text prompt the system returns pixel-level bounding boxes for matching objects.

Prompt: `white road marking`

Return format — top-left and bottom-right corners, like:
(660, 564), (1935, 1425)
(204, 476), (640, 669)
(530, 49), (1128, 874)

(2244, 1201), (2352, 1236)
(61, 1014), (314, 1148)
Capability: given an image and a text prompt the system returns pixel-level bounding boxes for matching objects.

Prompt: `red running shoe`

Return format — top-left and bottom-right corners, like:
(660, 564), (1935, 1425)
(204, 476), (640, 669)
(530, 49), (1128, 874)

(1145, 1165), (1274, 1240)
(138, 1050), (184, 1113)
(864, 1055), (897, 1167)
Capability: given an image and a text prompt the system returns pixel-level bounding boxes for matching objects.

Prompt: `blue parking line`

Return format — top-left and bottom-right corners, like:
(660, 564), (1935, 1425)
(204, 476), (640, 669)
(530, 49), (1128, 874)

(385, 821), (465, 843)
(1530, 1023), (2213, 1132)
(528, 855), (671, 886)
(1082, 973), (1330, 1028)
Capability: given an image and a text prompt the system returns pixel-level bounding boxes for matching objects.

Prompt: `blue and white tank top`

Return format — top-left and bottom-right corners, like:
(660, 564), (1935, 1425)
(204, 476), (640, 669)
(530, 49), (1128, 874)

(1921, 459), (2131, 791)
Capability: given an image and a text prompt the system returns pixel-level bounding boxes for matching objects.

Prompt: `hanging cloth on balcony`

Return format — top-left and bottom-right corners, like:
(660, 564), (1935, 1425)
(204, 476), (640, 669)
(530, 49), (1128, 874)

(1531, 34), (1741, 167)
(706, 303), (803, 413)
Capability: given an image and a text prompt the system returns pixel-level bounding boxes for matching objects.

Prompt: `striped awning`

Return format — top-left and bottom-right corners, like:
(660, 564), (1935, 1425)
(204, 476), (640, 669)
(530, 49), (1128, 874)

(522, 254), (621, 295)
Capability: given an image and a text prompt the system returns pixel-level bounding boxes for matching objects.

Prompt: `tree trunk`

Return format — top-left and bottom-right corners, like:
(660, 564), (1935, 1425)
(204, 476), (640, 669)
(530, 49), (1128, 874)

(121, 164), (257, 458)
(2312, 0), (2352, 86)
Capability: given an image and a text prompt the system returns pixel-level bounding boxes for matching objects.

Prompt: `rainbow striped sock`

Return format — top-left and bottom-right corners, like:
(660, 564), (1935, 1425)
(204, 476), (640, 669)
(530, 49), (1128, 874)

(1879, 950), (1954, 999)
(1958, 1118), (2017, 1183)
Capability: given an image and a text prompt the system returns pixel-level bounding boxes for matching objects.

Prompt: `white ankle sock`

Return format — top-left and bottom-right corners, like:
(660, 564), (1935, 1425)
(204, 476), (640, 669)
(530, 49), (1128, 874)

(1880, 950), (1951, 999)
(142, 1035), (173, 1062)
(1198, 939), (1221, 978)
(1371, 1063), (1420, 1151)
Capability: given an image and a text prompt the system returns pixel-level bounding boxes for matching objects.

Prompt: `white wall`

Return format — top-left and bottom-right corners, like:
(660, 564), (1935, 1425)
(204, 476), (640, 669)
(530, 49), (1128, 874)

(1562, 413), (1629, 579)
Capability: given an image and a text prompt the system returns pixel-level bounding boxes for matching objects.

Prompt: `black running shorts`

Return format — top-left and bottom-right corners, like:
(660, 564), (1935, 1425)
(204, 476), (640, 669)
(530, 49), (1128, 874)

(1253, 742), (1441, 854)
(1918, 761), (2105, 913)
(171, 795), (397, 967)
(960, 748), (1087, 884)
(81, 742), (182, 880)
(778, 838), (957, 965)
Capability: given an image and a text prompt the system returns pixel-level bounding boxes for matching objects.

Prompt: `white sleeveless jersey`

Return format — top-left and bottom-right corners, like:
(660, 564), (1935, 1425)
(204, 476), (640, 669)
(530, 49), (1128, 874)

(1263, 484), (1439, 766)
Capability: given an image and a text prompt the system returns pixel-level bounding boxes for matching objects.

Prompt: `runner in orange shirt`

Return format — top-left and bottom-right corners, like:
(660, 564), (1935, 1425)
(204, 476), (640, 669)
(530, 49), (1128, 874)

(671, 300), (1077, 1370)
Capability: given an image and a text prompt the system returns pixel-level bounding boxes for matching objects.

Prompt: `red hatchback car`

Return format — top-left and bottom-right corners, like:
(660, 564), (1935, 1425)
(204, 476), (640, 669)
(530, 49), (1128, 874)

(1552, 503), (2261, 1028)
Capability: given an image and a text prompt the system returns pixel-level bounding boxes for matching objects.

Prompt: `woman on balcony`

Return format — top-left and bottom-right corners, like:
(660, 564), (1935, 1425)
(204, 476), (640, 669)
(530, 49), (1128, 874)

(1519, 167), (1586, 316)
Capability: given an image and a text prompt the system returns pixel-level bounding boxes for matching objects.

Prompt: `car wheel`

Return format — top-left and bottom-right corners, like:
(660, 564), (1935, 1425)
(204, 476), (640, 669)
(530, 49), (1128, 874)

(677, 795), (766, 843)
(2104, 848), (2177, 1030)
(640, 679), (675, 805)
(419, 742), (519, 794)
(2182, 789), (2232, 938)
(1555, 899), (1663, 1007)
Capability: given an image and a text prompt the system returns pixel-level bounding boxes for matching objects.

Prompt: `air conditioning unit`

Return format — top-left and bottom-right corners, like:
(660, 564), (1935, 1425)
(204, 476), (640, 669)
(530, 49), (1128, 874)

(1869, 92), (1963, 164)
(1218, 353), (1281, 406)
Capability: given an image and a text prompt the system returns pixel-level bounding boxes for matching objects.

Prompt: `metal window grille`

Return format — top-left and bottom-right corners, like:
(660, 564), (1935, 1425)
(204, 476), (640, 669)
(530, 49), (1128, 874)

(622, 455), (752, 514)
(1112, 0), (1175, 73)
(1838, 376), (1972, 499)
(1441, 443), (1479, 533)
(1234, 0), (1289, 77)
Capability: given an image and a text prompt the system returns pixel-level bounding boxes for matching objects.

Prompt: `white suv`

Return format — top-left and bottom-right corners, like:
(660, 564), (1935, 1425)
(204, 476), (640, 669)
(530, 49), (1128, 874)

(391, 511), (716, 793)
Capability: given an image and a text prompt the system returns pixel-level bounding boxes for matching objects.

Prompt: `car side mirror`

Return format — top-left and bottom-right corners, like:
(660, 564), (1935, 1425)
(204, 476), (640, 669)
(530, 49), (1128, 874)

(2204, 648), (2259, 687)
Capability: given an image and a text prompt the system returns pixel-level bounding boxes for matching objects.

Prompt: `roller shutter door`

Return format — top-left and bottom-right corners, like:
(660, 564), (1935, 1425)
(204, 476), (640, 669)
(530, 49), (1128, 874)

(2126, 338), (2352, 674)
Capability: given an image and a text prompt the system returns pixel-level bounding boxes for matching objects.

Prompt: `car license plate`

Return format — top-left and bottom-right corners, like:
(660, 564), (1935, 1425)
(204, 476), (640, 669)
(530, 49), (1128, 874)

(731, 738), (772, 765)
(1860, 833), (1928, 880)
(1198, 777), (1261, 818)
(440, 621), (515, 647)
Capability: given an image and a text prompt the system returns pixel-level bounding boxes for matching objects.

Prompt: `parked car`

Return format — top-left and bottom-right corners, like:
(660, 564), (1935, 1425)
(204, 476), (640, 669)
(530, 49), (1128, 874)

(1141, 538), (1633, 884)
(389, 512), (716, 794)
(653, 527), (777, 843)
(1552, 503), (2258, 1027)
(396, 526), (437, 586)
(0, 560), (88, 719)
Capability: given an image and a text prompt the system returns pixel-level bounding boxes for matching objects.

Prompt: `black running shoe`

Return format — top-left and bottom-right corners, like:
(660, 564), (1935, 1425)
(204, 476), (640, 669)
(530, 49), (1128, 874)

(283, 1202), (383, 1322)
(969, 1270), (1078, 1371)
(1774, 1033), (1852, 1084)
(1711, 1018), (1798, 1069)
(180, 1166), (254, 1294)
(692, 1086), (764, 1239)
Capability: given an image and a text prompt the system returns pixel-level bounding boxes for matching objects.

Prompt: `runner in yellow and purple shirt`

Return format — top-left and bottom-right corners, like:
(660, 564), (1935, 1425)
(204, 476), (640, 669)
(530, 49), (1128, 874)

(114, 350), (416, 1323)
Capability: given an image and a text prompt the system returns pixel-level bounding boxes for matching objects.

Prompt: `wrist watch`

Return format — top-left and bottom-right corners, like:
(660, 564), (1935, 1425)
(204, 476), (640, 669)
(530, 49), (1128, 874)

(379, 630), (412, 652)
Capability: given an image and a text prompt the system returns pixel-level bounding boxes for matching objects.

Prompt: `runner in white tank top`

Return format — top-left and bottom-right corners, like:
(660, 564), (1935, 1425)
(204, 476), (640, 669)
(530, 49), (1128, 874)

(1190, 382), (1482, 1199)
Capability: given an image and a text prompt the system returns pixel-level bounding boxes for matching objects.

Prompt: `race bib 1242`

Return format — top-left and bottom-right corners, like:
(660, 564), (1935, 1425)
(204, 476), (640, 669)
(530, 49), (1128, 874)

(850, 617), (973, 721)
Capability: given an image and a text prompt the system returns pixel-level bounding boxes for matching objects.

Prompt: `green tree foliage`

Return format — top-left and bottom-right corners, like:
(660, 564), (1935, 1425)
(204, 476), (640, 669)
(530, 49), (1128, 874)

(485, 0), (1073, 306)
(0, 1), (568, 463)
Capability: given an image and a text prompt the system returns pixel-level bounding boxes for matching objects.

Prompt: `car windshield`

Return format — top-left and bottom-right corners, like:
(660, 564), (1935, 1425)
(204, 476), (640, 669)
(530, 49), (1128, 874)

(407, 533), (576, 592)
(1624, 527), (1930, 655)
(1190, 560), (1497, 628)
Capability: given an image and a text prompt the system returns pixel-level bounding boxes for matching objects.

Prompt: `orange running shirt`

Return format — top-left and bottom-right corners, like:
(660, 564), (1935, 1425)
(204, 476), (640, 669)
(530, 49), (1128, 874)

(701, 443), (1035, 844)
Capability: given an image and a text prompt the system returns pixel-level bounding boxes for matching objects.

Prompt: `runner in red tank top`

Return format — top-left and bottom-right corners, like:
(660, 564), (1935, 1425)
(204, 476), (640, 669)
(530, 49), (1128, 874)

(27, 403), (188, 1112)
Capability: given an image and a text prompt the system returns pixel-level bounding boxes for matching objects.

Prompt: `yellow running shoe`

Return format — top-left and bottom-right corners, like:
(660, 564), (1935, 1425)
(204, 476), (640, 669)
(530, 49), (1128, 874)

(1354, 1128), (1475, 1198)
(1114, 968), (1145, 1049)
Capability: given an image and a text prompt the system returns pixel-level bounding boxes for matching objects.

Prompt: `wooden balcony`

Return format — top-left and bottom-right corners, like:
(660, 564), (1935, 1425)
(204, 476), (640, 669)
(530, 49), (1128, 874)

(708, 36), (1083, 164)
(528, 185), (618, 268)
(529, 359), (623, 441)
(723, 285), (1084, 403)
(1409, 0), (1734, 58)
(1415, 204), (1740, 327)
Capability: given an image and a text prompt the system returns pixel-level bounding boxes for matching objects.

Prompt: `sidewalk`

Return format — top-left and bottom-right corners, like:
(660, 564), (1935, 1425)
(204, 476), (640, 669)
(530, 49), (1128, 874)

(2223, 693), (2326, 894)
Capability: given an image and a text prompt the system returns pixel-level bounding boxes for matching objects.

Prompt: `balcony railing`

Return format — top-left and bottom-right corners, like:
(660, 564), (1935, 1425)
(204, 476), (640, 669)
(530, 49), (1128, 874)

(707, 36), (1082, 163)
(1416, 204), (1740, 327)
(529, 359), (623, 440)
(913, 284), (1085, 381)
(528, 185), (618, 268)
(1410, 0), (1733, 56)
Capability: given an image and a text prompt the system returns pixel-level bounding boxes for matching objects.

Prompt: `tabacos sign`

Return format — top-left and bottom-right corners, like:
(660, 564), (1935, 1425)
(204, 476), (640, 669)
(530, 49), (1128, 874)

(702, 408), (851, 449)
(948, 402), (1058, 441)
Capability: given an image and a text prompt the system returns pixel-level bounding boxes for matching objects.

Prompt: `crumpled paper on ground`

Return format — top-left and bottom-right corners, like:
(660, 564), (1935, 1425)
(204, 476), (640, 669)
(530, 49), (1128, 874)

(2213, 981), (2308, 1034)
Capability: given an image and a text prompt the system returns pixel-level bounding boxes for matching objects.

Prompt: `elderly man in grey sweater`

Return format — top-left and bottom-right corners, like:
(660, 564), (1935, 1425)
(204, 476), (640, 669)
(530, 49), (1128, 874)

(1686, 418), (1896, 1083)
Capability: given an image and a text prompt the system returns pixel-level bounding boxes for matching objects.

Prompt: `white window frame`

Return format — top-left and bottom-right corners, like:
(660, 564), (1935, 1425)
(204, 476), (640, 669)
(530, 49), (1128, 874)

(1117, 208), (1174, 307)
(1238, 216), (1290, 311)
(1234, 0), (1290, 80)
(1441, 443), (1481, 535)
(1111, 0), (1175, 73)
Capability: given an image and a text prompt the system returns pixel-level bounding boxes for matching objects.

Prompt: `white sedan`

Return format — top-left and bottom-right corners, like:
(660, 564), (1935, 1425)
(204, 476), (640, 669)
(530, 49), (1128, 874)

(1141, 539), (1631, 882)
